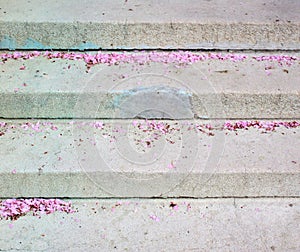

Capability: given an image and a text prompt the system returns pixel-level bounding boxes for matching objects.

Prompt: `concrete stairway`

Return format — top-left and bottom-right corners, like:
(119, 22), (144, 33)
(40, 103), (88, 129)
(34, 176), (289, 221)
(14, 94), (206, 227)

(0, 1), (299, 251)
(1, 0), (299, 50)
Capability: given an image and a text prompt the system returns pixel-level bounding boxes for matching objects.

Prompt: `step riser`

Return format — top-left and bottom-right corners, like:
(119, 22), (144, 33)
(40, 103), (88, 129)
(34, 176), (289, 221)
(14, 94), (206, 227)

(1, 173), (299, 198)
(1, 23), (300, 50)
(1, 92), (300, 119)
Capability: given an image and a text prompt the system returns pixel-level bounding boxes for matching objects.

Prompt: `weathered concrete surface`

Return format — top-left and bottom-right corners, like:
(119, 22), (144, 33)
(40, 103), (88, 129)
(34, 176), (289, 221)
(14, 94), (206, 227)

(0, 198), (299, 251)
(0, 52), (300, 119)
(0, 119), (299, 198)
(0, 0), (299, 50)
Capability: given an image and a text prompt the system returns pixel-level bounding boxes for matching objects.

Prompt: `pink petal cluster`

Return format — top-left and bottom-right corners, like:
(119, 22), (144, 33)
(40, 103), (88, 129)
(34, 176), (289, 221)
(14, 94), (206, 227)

(0, 121), (106, 136)
(253, 55), (298, 66)
(193, 123), (215, 136)
(132, 120), (179, 147)
(134, 120), (176, 134)
(93, 121), (104, 129)
(0, 198), (75, 221)
(0, 51), (249, 67)
(0, 51), (41, 60)
(0, 120), (299, 143)
(20, 121), (58, 132)
(223, 120), (300, 131)
(1, 51), (298, 72)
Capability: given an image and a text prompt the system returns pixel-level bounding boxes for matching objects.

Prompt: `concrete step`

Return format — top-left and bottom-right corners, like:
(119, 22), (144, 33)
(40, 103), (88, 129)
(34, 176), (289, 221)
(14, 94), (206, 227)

(0, 0), (299, 50)
(0, 198), (299, 251)
(1, 51), (299, 119)
(0, 119), (299, 198)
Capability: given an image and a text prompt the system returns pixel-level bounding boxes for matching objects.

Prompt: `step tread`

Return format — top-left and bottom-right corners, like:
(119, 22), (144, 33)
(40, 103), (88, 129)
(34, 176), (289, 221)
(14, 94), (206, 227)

(2, 0), (300, 23)
(1, 0), (300, 49)
(0, 119), (299, 197)
(1, 51), (300, 119)
(0, 198), (299, 251)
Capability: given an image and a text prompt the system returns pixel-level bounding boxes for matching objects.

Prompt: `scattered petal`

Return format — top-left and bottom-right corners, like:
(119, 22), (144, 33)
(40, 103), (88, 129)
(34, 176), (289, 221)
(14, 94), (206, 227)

(149, 214), (160, 222)
(168, 161), (176, 169)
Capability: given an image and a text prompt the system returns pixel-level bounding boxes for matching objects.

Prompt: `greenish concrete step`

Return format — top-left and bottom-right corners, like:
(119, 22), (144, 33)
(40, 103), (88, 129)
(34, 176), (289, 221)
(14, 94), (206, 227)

(0, 198), (299, 251)
(0, 119), (299, 198)
(0, 0), (299, 50)
(1, 51), (299, 119)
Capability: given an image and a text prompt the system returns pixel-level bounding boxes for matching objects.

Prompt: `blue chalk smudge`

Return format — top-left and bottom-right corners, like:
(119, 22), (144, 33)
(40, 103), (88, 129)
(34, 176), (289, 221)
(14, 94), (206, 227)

(110, 86), (191, 109)
(0, 36), (50, 50)
(71, 42), (100, 51)
(23, 38), (49, 49)
(0, 36), (16, 50)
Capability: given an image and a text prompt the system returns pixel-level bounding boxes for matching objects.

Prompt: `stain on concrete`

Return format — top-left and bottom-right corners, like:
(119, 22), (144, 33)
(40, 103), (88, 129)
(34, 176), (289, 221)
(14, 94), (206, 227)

(109, 86), (193, 119)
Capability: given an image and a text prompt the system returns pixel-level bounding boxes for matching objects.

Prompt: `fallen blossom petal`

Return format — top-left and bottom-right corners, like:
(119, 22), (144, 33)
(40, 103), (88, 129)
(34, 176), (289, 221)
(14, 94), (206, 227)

(149, 214), (160, 222)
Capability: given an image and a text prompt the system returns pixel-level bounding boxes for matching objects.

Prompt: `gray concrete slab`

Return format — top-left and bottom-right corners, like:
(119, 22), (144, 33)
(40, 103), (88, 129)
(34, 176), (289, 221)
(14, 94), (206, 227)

(0, 119), (299, 198)
(0, 51), (300, 119)
(0, 0), (299, 50)
(0, 198), (299, 251)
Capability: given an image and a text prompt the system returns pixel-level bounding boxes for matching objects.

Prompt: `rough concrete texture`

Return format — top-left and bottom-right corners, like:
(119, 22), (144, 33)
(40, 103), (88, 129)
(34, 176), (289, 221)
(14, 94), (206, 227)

(0, 198), (299, 251)
(0, 119), (299, 198)
(0, 0), (299, 50)
(0, 52), (300, 119)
